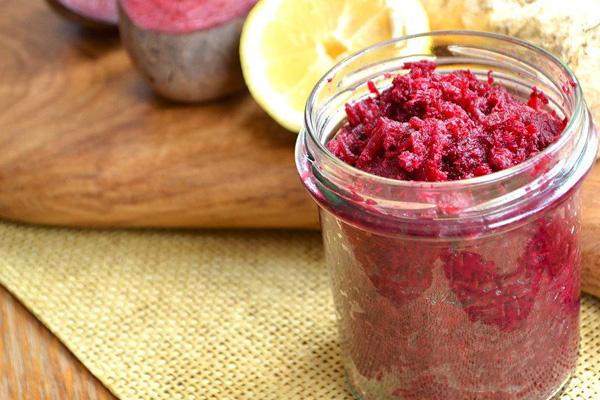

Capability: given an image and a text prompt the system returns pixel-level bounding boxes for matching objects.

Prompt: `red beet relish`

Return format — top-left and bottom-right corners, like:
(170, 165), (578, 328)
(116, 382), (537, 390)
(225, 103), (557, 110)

(326, 61), (567, 182)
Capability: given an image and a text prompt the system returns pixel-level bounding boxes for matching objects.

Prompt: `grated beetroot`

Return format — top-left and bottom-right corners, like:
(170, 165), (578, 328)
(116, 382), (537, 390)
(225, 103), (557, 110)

(327, 61), (567, 182)
(329, 203), (580, 400)
(322, 62), (580, 400)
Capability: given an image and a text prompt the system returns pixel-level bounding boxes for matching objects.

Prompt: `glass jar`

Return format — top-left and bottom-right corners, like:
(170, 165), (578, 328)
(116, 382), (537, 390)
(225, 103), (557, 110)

(295, 32), (598, 400)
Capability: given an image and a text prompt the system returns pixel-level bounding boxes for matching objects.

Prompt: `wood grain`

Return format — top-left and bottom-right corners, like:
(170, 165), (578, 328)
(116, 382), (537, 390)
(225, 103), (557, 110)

(0, 285), (116, 400)
(0, 0), (316, 230)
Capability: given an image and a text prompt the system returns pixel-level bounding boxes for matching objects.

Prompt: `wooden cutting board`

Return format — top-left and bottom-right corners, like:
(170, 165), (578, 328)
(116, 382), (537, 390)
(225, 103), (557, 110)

(1, 1), (599, 297)
(0, 1), (316, 229)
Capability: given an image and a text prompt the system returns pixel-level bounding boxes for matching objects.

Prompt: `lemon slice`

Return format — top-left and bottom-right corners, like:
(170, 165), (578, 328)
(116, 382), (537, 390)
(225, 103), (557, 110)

(240, 0), (431, 132)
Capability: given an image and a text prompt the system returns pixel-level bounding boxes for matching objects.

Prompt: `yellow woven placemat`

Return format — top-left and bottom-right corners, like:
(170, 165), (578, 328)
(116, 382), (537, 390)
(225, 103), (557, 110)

(0, 221), (598, 399)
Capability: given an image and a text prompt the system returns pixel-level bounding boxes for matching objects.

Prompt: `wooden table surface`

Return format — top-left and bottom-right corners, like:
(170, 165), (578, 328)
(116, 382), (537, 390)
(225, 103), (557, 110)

(0, 285), (115, 400)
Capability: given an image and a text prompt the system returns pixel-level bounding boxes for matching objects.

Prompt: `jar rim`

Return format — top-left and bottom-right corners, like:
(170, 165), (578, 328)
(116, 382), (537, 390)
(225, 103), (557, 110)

(303, 30), (586, 190)
(298, 30), (597, 236)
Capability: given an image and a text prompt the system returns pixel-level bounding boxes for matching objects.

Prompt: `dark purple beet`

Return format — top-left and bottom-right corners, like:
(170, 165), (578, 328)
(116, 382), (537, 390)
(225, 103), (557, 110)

(119, 0), (257, 102)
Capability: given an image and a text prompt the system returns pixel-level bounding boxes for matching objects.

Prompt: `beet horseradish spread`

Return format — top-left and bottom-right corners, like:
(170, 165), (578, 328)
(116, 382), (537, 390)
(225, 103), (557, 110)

(327, 61), (567, 182)
(296, 33), (598, 400)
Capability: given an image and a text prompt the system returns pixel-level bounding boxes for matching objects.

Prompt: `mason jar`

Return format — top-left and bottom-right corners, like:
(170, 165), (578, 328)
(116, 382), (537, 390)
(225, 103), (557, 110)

(295, 31), (598, 400)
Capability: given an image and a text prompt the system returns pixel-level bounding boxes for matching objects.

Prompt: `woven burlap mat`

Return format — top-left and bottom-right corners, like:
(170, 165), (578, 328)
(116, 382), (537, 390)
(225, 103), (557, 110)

(0, 221), (598, 399)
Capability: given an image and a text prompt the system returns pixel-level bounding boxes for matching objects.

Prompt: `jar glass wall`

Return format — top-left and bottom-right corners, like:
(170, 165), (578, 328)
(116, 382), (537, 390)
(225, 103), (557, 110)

(296, 32), (598, 400)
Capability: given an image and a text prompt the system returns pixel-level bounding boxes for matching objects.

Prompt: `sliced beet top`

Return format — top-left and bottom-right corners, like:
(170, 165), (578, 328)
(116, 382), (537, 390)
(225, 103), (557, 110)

(120, 0), (258, 34)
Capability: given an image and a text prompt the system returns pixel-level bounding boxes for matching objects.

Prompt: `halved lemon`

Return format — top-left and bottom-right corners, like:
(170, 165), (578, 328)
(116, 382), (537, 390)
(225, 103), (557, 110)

(240, 0), (431, 132)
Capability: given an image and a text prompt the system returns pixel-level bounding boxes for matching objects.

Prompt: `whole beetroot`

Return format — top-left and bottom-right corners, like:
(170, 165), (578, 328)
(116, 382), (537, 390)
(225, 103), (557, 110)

(119, 0), (257, 102)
